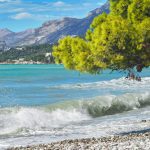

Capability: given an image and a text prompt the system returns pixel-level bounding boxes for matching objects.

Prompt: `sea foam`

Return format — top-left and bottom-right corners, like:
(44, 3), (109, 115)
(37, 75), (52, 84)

(0, 91), (150, 137)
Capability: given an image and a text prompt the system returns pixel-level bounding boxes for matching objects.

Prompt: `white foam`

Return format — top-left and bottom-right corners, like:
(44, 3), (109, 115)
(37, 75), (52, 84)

(53, 77), (150, 92)
(1, 106), (150, 150)
(0, 107), (90, 137)
(0, 91), (150, 138)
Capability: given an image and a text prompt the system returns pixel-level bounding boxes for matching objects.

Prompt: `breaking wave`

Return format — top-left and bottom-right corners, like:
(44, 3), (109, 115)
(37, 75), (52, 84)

(0, 91), (150, 137)
(52, 77), (150, 90)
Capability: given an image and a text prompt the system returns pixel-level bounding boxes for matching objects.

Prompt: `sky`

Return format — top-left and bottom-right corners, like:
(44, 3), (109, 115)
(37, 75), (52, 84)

(0, 0), (106, 32)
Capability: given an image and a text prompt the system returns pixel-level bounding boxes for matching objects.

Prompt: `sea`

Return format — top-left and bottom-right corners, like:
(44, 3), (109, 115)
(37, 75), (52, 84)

(0, 64), (150, 149)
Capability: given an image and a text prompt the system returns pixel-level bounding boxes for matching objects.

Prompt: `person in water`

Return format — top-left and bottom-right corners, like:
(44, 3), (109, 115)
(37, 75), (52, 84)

(130, 72), (135, 80)
(125, 72), (141, 81)
(136, 76), (141, 81)
(125, 72), (130, 79)
(125, 72), (135, 80)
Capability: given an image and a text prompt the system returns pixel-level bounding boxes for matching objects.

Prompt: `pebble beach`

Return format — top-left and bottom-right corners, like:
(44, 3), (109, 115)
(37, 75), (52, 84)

(9, 130), (150, 150)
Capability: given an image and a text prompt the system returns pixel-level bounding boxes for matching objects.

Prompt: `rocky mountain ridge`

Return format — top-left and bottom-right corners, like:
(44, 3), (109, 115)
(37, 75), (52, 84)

(0, 2), (109, 47)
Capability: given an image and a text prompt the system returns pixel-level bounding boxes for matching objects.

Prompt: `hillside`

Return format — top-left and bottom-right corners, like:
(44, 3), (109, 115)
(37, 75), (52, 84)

(0, 44), (54, 63)
(0, 2), (109, 47)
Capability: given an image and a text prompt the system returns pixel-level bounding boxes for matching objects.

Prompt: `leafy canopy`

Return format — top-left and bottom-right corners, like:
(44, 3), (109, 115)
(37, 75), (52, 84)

(53, 0), (150, 74)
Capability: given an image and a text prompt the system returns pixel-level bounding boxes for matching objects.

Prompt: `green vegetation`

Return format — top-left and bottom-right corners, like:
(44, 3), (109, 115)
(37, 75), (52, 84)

(53, 0), (150, 74)
(0, 44), (54, 63)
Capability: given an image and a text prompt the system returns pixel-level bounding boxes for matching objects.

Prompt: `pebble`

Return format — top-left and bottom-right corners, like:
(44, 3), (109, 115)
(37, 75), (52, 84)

(8, 132), (150, 150)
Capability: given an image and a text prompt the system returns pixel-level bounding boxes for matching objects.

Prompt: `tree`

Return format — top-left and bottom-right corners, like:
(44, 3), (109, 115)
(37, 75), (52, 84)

(128, 0), (150, 23)
(127, 0), (150, 71)
(87, 14), (141, 72)
(53, 0), (150, 75)
(110, 0), (131, 18)
(53, 36), (100, 74)
(135, 18), (150, 70)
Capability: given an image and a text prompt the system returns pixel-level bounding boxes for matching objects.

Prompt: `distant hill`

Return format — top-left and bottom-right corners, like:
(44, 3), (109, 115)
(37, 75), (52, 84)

(0, 2), (109, 47)
(0, 44), (54, 63)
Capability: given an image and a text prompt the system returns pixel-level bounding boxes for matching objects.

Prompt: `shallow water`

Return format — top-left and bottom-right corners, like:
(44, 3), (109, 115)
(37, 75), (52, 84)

(0, 64), (150, 149)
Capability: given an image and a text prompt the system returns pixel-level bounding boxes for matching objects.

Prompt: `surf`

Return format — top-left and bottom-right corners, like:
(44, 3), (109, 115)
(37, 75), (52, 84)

(0, 91), (150, 137)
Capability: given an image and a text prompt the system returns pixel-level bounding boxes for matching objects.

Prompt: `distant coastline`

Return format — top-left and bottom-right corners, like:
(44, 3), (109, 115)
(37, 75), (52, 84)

(0, 61), (46, 64)
(0, 44), (54, 64)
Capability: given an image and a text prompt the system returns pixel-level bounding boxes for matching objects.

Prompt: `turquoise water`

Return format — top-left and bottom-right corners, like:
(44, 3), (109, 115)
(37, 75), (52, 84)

(0, 64), (125, 107)
(0, 64), (150, 149)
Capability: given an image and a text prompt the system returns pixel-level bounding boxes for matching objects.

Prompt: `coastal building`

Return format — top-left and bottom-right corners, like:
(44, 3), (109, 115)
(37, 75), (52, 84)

(45, 52), (53, 63)
(16, 47), (24, 50)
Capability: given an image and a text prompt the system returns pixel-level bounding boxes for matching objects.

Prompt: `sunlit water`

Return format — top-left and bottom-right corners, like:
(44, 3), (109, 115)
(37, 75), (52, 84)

(0, 64), (150, 149)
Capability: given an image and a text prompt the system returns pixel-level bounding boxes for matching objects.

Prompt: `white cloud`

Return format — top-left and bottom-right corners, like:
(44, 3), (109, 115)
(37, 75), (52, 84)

(0, 0), (10, 2)
(53, 1), (65, 7)
(12, 8), (25, 12)
(10, 12), (52, 21)
(0, 0), (20, 2)
(11, 12), (32, 20)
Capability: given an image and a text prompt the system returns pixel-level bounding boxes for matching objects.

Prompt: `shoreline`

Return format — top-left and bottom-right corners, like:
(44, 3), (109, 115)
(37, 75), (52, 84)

(8, 130), (150, 150)
(0, 62), (57, 65)
(0, 62), (45, 65)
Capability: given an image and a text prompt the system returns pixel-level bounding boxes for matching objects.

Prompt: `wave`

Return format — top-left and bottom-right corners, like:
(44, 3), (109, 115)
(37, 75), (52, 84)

(84, 92), (150, 117)
(51, 77), (150, 91)
(0, 92), (150, 137)
(0, 107), (89, 137)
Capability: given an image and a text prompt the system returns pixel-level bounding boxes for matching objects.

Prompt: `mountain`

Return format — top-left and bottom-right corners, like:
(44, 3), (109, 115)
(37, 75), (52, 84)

(0, 2), (109, 47)
(0, 29), (14, 39)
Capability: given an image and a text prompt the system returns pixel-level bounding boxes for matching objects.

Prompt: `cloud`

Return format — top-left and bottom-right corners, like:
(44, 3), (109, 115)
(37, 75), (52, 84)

(10, 12), (53, 21)
(0, 0), (10, 2)
(0, 0), (20, 3)
(11, 12), (32, 20)
(53, 1), (65, 7)
(11, 8), (25, 12)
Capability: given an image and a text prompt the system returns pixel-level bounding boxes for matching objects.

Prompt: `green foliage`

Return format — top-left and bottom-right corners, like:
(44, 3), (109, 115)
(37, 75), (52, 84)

(53, 36), (75, 69)
(86, 13), (108, 41)
(110, 0), (131, 18)
(53, 36), (100, 73)
(128, 0), (150, 23)
(53, 0), (150, 74)
(0, 44), (54, 63)
(136, 18), (150, 67)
